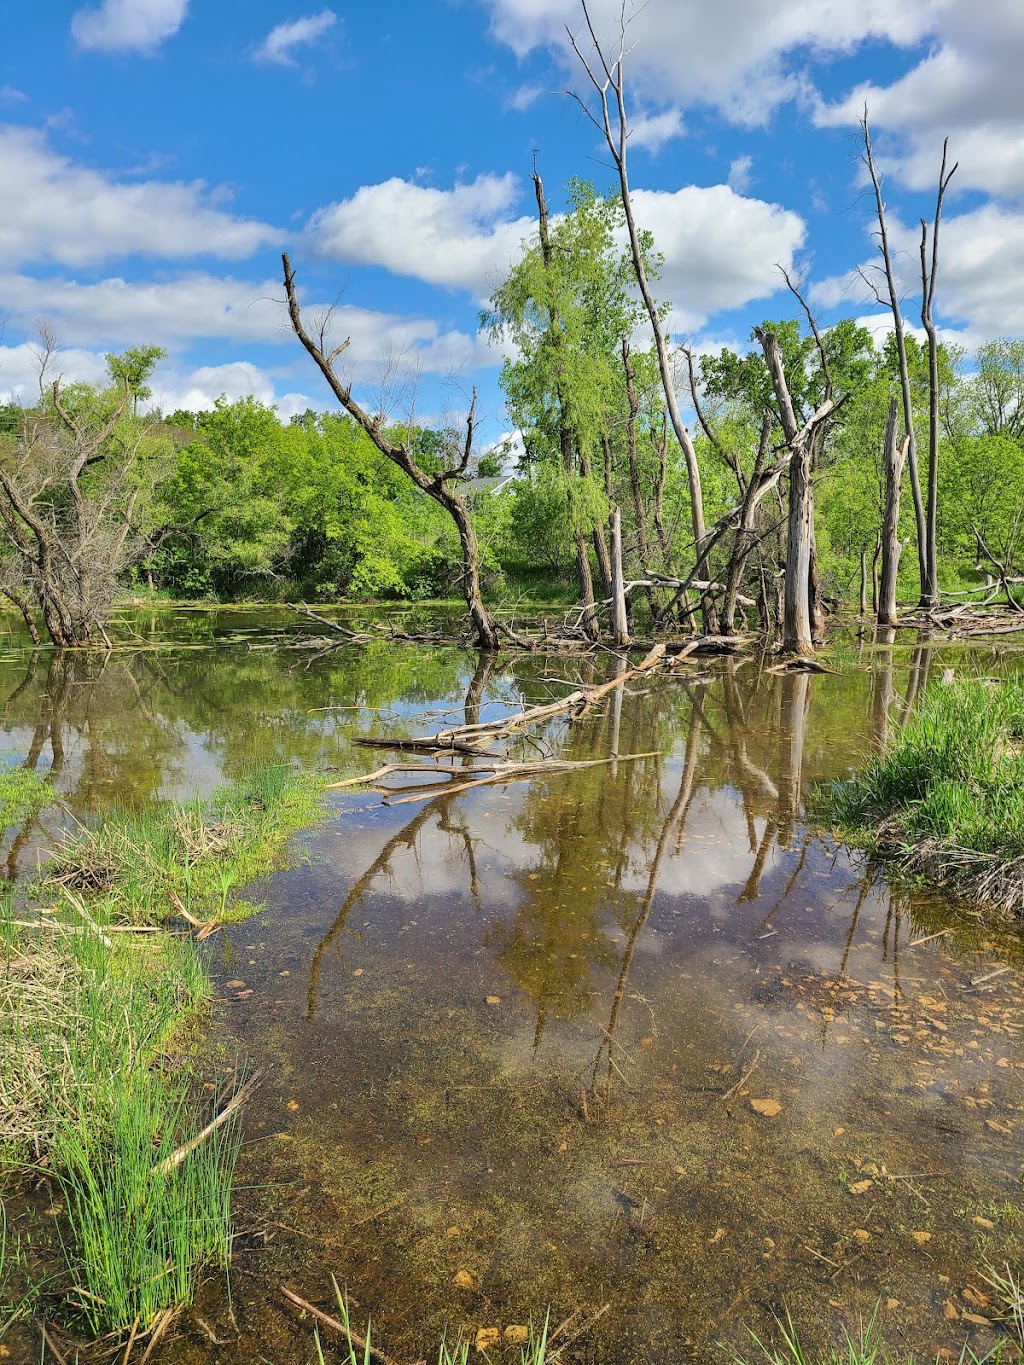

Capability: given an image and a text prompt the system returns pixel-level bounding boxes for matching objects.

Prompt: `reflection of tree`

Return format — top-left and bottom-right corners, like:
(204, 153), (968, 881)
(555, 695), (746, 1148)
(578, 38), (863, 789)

(589, 699), (704, 1099)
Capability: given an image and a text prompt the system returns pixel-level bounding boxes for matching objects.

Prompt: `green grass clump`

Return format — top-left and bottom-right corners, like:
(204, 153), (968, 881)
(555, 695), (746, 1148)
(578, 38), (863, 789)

(1, 909), (238, 1334)
(0, 761), (54, 831)
(49, 763), (328, 925)
(821, 679), (1024, 912)
(727, 1308), (1001, 1365)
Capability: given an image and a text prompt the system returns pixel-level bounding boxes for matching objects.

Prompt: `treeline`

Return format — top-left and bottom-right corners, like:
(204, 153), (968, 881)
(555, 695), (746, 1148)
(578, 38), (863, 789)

(2, 170), (1024, 649)
(0, 313), (1023, 644)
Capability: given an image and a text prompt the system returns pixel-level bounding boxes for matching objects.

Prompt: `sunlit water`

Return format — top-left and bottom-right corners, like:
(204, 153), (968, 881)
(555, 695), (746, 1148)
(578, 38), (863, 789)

(3, 609), (1024, 1363)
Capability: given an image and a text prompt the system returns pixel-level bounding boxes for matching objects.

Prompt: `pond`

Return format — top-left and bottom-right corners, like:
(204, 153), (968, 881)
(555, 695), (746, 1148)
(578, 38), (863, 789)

(3, 609), (1024, 1363)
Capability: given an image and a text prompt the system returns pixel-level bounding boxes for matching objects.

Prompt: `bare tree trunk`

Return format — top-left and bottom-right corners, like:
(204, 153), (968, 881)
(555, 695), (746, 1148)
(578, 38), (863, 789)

(871, 535), (881, 614)
(861, 110), (927, 601)
(755, 329), (816, 656)
(621, 338), (650, 570)
(574, 535), (600, 641)
(919, 139), (957, 610)
(281, 254), (499, 651)
(808, 521), (825, 641)
(610, 507), (629, 648)
(878, 396), (909, 625)
(859, 549), (869, 617)
(569, 7), (716, 631)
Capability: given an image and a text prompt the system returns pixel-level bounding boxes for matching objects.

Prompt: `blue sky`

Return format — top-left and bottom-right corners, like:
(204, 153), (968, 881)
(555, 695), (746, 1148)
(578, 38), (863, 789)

(1, 0), (1022, 442)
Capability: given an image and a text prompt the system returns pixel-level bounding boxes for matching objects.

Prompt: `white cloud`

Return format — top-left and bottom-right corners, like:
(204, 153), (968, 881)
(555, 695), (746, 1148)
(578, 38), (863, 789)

(630, 107), (685, 152)
(484, 0), (939, 127)
(0, 343), (109, 404)
(506, 84), (545, 112)
(310, 173), (535, 295)
(253, 10), (337, 67)
(0, 87), (27, 104)
(813, 2), (1024, 198)
(0, 126), (281, 268)
(631, 185), (805, 330)
(0, 267), (499, 382)
(72, 0), (188, 53)
(813, 200), (1024, 342)
(726, 155), (753, 194)
(309, 173), (804, 326)
(148, 360), (316, 415)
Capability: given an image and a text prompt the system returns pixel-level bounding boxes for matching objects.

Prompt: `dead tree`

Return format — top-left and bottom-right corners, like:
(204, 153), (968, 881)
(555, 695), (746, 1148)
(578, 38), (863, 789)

(567, 2), (717, 631)
(281, 254), (499, 651)
(0, 377), (145, 646)
(878, 396), (910, 625)
(919, 140), (957, 610)
(860, 110), (927, 601)
(754, 329), (837, 656)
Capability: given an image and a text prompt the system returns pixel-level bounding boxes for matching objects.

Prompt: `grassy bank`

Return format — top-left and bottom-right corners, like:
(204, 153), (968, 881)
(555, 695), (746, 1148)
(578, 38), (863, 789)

(0, 765), (328, 1345)
(821, 678), (1024, 914)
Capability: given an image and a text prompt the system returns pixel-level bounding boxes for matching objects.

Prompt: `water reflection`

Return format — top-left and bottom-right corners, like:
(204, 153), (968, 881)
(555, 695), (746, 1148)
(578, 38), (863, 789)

(3, 617), (1024, 1362)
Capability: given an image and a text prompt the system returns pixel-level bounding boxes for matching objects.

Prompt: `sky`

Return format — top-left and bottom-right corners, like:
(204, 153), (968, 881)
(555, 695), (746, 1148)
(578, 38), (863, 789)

(1, 0), (1023, 442)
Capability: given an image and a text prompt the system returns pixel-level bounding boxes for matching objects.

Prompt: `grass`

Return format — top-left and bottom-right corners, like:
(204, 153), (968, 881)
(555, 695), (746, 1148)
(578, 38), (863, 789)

(0, 763), (330, 1340)
(820, 678), (1024, 914)
(49, 763), (328, 925)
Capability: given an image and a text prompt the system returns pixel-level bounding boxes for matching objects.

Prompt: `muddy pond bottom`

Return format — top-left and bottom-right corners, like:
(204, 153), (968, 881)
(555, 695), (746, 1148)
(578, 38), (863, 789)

(190, 765), (1024, 1359)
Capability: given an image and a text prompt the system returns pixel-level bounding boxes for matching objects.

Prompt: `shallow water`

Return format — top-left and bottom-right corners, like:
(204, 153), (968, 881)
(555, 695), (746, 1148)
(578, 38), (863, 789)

(3, 613), (1024, 1363)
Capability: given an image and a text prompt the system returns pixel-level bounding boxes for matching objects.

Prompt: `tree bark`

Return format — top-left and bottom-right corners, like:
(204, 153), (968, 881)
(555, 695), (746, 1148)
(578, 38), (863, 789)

(878, 396), (908, 625)
(610, 506), (629, 648)
(919, 138), (957, 610)
(755, 329), (815, 656)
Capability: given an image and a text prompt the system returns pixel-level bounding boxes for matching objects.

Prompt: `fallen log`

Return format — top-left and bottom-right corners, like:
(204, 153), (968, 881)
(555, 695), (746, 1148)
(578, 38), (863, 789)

(354, 643), (668, 754)
(379, 752), (660, 806)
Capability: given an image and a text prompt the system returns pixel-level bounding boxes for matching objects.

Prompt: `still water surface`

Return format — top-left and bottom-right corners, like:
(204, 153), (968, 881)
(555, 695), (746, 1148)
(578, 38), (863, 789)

(3, 609), (1024, 1363)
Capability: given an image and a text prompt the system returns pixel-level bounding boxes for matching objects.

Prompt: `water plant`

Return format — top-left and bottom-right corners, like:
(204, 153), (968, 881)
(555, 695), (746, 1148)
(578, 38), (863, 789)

(820, 678), (1024, 913)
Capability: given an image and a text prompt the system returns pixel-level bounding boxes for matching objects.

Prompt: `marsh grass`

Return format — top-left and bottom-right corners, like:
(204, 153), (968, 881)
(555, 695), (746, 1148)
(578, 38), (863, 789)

(821, 679), (1024, 913)
(0, 761), (325, 1336)
(49, 763), (327, 925)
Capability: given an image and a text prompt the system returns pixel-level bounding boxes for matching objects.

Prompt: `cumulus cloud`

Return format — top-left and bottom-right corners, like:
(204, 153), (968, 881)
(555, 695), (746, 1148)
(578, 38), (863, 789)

(628, 185), (805, 330)
(726, 155), (753, 194)
(813, 200), (1024, 342)
(483, 0), (938, 127)
(309, 172), (804, 325)
(72, 0), (188, 53)
(148, 360), (317, 416)
(0, 126), (281, 269)
(310, 173), (535, 295)
(629, 107), (685, 152)
(0, 343), (109, 404)
(815, 8), (1024, 199)
(253, 10), (337, 66)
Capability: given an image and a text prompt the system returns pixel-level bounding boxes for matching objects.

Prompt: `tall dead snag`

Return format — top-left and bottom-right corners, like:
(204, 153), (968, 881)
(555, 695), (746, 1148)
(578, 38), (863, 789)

(568, 2), (716, 631)
(754, 329), (836, 657)
(609, 506), (630, 647)
(860, 110), (927, 601)
(919, 140), (957, 610)
(532, 169), (601, 641)
(878, 396), (909, 625)
(281, 254), (499, 651)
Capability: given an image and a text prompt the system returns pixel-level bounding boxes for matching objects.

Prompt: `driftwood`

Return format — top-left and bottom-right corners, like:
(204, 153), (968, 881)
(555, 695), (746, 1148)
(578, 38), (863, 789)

(379, 752), (659, 807)
(152, 1071), (262, 1178)
(356, 644), (668, 754)
(280, 1283), (401, 1365)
